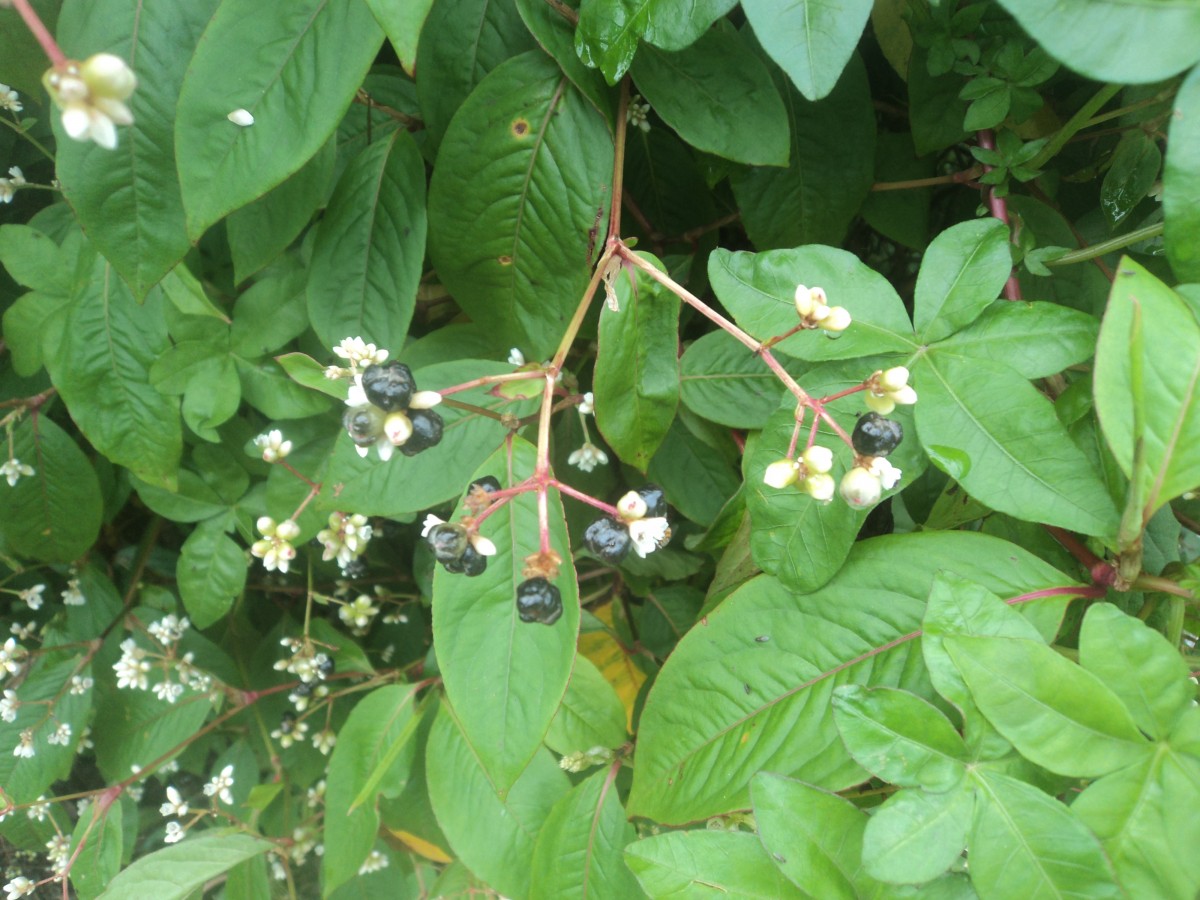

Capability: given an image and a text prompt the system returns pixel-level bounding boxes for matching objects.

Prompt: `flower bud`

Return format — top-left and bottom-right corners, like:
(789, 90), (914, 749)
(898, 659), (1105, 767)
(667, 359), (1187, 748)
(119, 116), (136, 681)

(840, 466), (882, 509)
(822, 306), (852, 333)
(804, 472), (836, 502)
(802, 445), (834, 474)
(276, 519), (301, 541)
(794, 284), (815, 317)
(409, 390), (443, 410)
(384, 411), (413, 446)
(227, 108), (254, 126)
(763, 458), (800, 489)
(617, 491), (648, 521)
(80, 53), (137, 98)
(879, 366), (910, 392)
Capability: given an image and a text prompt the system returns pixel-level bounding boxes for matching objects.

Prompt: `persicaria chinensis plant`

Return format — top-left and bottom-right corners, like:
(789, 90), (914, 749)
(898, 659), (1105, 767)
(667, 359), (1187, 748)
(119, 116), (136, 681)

(3, 0), (1200, 896)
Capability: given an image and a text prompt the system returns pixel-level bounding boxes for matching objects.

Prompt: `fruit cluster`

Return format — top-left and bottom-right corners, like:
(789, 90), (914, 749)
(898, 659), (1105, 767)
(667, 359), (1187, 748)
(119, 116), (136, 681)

(584, 484), (671, 564)
(343, 361), (445, 461)
(423, 478), (501, 577)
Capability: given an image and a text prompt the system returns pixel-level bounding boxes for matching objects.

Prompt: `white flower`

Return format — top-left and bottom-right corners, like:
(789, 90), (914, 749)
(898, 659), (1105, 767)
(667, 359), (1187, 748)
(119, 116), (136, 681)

(507, 348), (526, 366)
(26, 796), (49, 821)
(43, 53), (137, 150)
(312, 729), (337, 755)
(203, 764), (235, 805)
(0, 689), (18, 722)
(865, 366), (918, 415)
(3, 874), (35, 899)
(114, 638), (151, 690)
(628, 517), (671, 557)
(251, 517), (300, 574)
(1, 638), (28, 677)
(307, 780), (326, 807)
(46, 834), (71, 871)
(153, 679), (184, 704)
(345, 375), (368, 408)
(164, 821), (185, 844)
(627, 95), (651, 133)
(0, 83), (22, 113)
(253, 429), (292, 463)
(46, 723), (71, 746)
(13, 729), (35, 758)
(578, 392), (595, 415)
(420, 514), (445, 538)
(793, 284), (851, 334)
(61, 579), (86, 606)
(8, 166), (24, 186)
(338, 595), (380, 631)
(333, 337), (388, 369)
(869, 456), (903, 490)
(159, 786), (188, 818)
(840, 466), (882, 509)
(358, 850), (389, 875)
(0, 458), (34, 486)
(469, 533), (497, 557)
(270, 717), (309, 749)
(568, 442), (608, 473)
(148, 614), (189, 645)
(318, 512), (373, 570)
(616, 491), (648, 521)
(18, 585), (44, 610)
(227, 108), (254, 126)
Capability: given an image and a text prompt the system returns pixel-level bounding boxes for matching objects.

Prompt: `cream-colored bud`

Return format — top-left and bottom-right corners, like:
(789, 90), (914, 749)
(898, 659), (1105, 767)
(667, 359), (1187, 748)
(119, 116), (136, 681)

(409, 390), (443, 409)
(276, 519), (301, 541)
(256, 516), (276, 534)
(763, 458), (800, 489)
(802, 445), (834, 474)
(617, 491), (648, 521)
(822, 306), (852, 332)
(865, 392), (896, 415)
(794, 284), (815, 318)
(879, 367), (910, 392)
(81, 53), (137, 98)
(891, 385), (918, 406)
(804, 472), (836, 502)
(227, 108), (254, 126)
(840, 466), (882, 509)
(471, 534), (498, 557)
(384, 411), (413, 446)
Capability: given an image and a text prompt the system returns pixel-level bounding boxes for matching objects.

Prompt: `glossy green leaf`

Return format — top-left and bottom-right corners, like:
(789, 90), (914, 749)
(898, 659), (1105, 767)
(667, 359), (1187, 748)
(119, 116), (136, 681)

(307, 131), (425, 355)
(427, 51), (614, 358)
(432, 438), (579, 792)
(913, 218), (1012, 343)
(945, 635), (1149, 778)
(48, 258), (181, 490)
(1093, 257), (1200, 518)
(933, 301), (1098, 380)
(751, 774), (868, 900)
(227, 138), (335, 284)
(992, 0), (1200, 84)
(229, 267), (309, 359)
(426, 703), (570, 898)
(176, 0), (384, 239)
(862, 787), (973, 885)
(93, 690), (212, 782)
(680, 331), (804, 429)
(908, 48), (970, 157)
(516, 0), (616, 128)
(626, 830), (806, 899)
(731, 55), (875, 250)
(1079, 603), (1193, 741)
(1102, 131), (1161, 229)
(861, 131), (934, 250)
(630, 24), (788, 167)
(968, 769), (1122, 900)
(645, 417), (741, 528)
(177, 520), (247, 629)
(70, 800), (123, 900)
(594, 251), (680, 470)
(367, 0), (435, 73)
(1165, 64), (1200, 281)
(831, 686), (967, 791)
(628, 531), (1077, 823)
(324, 686), (419, 895)
(544, 654), (629, 756)
(708, 246), (916, 362)
(914, 353), (1118, 537)
(54, 0), (217, 299)
(529, 767), (645, 899)
(1010, 195), (1113, 316)
(741, 0), (873, 101)
(0, 414), (101, 563)
(97, 832), (274, 900)
(275, 352), (348, 400)
(574, 0), (736, 84)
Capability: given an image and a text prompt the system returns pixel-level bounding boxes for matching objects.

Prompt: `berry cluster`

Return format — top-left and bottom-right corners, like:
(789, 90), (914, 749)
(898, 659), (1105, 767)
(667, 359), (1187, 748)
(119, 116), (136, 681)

(343, 361), (445, 461)
(422, 478), (501, 577)
(584, 484), (671, 564)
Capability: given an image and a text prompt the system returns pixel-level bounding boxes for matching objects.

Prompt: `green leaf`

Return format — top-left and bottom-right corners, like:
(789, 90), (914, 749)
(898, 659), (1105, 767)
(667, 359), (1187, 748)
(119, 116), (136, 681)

(914, 353), (1119, 537)
(908, 48), (970, 157)
(177, 520), (248, 629)
(133, 468), (235, 524)
(861, 131), (934, 251)
(679, 331), (804, 430)
(307, 131), (426, 355)
(1093, 257), (1200, 517)
(49, 259), (181, 490)
(968, 769), (1122, 900)
(914, 219), (1012, 343)
(831, 686), (967, 792)
(53, 0), (217, 299)
(530, 767), (645, 899)
(1102, 131), (1162, 229)
(864, 788), (973, 886)
(97, 831), (274, 900)
(426, 703), (570, 899)
(432, 438), (580, 792)
(625, 830), (806, 899)
(235, 356), (333, 420)
(1079, 603), (1193, 740)
(93, 689), (212, 782)
(1165, 64), (1200, 281)
(367, 0), (435, 74)
(741, 0), (873, 101)
(229, 267), (309, 359)
(227, 138), (335, 284)
(751, 774), (868, 900)
(323, 686), (420, 895)
(427, 51), (614, 358)
(708, 246), (916, 362)
(594, 251), (680, 470)
(731, 54), (876, 250)
(627, 531), (1076, 824)
(574, 0), (736, 84)
(544, 654), (629, 756)
(992, 0), (1200, 84)
(646, 417), (741, 528)
(275, 352), (348, 400)
(0, 414), (102, 563)
(160, 265), (229, 323)
(630, 24), (789, 167)
(1010, 196), (1112, 316)
(175, 0), (384, 239)
(945, 635), (1149, 778)
(70, 800), (123, 900)
(933, 301), (1098, 380)
(516, 0), (616, 128)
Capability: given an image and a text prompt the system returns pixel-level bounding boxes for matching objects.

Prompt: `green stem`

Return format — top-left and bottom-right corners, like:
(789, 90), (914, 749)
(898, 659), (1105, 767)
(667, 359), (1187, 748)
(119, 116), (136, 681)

(0, 116), (55, 162)
(1044, 222), (1163, 267)
(1030, 82), (1123, 170)
(1133, 574), (1196, 601)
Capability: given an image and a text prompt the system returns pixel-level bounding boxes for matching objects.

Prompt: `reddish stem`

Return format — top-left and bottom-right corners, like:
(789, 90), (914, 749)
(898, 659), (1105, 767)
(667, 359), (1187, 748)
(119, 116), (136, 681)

(976, 129), (1022, 301)
(10, 0), (66, 65)
(551, 480), (622, 519)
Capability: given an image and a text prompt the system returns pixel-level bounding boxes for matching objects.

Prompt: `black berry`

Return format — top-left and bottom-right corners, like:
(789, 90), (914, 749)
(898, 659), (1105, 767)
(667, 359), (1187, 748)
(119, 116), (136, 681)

(426, 523), (469, 564)
(279, 711), (296, 734)
(344, 405), (385, 447)
(292, 681), (313, 699)
(317, 655), (335, 677)
(361, 362), (415, 412)
(637, 484), (668, 517)
(459, 544), (487, 577)
(584, 517), (631, 564)
(469, 476), (502, 496)
(399, 409), (444, 456)
(851, 413), (903, 457)
(516, 577), (563, 625)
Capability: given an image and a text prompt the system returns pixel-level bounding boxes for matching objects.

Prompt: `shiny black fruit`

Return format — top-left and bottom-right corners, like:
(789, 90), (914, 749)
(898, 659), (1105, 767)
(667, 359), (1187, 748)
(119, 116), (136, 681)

(516, 577), (563, 625)
(851, 413), (903, 457)
(637, 484), (668, 517)
(426, 523), (469, 564)
(399, 409), (444, 456)
(361, 362), (415, 412)
(584, 517), (631, 564)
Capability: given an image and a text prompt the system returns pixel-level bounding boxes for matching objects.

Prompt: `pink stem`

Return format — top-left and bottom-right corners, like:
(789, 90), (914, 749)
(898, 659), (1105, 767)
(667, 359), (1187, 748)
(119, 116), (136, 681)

(11, 0), (66, 66)
(551, 479), (621, 518)
(977, 129), (1022, 301)
(438, 369), (544, 397)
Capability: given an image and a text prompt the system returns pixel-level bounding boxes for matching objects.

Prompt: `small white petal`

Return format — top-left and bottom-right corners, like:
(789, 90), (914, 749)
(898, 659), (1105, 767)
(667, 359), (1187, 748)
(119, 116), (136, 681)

(471, 534), (497, 557)
(227, 108), (254, 126)
(409, 390), (442, 409)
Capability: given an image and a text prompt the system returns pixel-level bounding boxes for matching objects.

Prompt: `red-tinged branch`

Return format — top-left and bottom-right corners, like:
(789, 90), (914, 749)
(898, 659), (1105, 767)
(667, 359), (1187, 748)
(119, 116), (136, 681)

(551, 479), (621, 519)
(437, 369), (544, 396)
(976, 129), (1022, 301)
(10, 0), (65, 65)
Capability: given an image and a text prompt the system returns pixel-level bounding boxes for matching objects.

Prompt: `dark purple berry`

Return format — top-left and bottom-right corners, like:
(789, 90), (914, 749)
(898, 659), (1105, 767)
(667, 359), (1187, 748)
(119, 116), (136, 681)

(584, 517), (631, 564)
(399, 409), (444, 456)
(344, 405), (385, 447)
(637, 484), (668, 517)
(361, 362), (415, 412)
(317, 655), (335, 677)
(851, 413), (903, 457)
(516, 577), (563, 625)
(459, 544), (487, 577)
(469, 476), (502, 496)
(426, 523), (469, 563)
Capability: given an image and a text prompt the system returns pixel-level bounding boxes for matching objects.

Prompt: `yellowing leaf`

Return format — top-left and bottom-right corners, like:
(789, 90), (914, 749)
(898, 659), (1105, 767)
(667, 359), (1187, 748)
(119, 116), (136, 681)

(580, 601), (648, 730)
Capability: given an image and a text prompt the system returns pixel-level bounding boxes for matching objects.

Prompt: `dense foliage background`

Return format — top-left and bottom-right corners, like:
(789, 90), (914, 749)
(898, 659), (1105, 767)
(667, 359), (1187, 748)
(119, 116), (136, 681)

(1, 0), (1200, 896)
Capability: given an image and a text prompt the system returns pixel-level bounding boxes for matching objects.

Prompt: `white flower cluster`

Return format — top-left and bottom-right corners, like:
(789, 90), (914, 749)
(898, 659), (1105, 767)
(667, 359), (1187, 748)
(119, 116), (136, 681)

(61, 578), (86, 606)
(568, 442), (607, 473)
(559, 745), (614, 772)
(3, 874), (36, 899)
(251, 517), (301, 574)
(253, 429), (292, 463)
(43, 53), (137, 150)
(0, 83), (22, 113)
(794, 284), (851, 334)
(615, 492), (671, 558)
(0, 689), (17, 722)
(358, 850), (389, 875)
(0, 637), (28, 680)
(329, 336), (388, 373)
(16, 585), (44, 610)
(148, 614), (189, 645)
(627, 95), (652, 133)
(763, 445), (836, 502)
(338, 594), (380, 633)
(46, 834), (71, 873)
(203, 764), (236, 806)
(0, 457), (34, 486)
(0, 167), (25, 205)
(270, 715), (309, 749)
(113, 617), (210, 704)
(865, 366), (918, 415)
(317, 511), (373, 571)
(274, 637), (332, 685)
